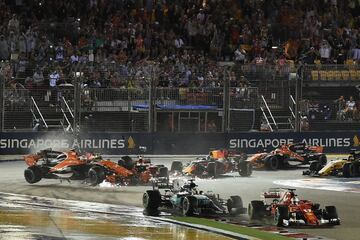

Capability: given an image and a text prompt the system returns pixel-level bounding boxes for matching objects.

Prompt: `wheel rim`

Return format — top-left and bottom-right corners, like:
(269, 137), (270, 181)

(274, 209), (280, 225)
(248, 204), (253, 218)
(89, 170), (97, 184)
(183, 198), (189, 214)
(143, 193), (149, 207)
(350, 164), (355, 177)
(271, 157), (278, 169)
(247, 164), (252, 175)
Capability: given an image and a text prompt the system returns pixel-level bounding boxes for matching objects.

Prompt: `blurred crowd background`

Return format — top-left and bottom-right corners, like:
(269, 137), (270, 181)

(1, 0), (360, 90)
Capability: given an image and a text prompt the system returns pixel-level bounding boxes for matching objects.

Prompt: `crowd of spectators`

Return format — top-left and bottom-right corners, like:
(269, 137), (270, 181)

(334, 95), (360, 121)
(1, 0), (360, 91)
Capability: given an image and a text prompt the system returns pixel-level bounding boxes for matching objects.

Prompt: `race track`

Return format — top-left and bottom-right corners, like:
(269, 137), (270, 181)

(0, 156), (359, 240)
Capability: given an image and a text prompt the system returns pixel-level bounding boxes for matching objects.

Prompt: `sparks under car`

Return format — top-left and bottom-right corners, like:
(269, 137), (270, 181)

(248, 188), (340, 227)
(143, 179), (246, 217)
(88, 155), (169, 186)
(247, 143), (326, 170)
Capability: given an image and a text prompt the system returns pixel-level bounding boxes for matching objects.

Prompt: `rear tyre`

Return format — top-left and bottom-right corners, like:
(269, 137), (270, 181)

(238, 161), (252, 177)
(265, 156), (279, 170)
(207, 162), (217, 178)
(248, 200), (265, 220)
(343, 163), (356, 177)
(318, 154), (327, 166)
(170, 161), (183, 172)
(143, 190), (161, 216)
(24, 166), (42, 184)
(158, 167), (169, 178)
(183, 196), (197, 216)
(265, 156), (279, 171)
(88, 166), (105, 186)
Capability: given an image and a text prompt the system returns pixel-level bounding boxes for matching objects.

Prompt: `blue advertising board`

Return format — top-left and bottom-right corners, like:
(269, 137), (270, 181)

(1, 131), (360, 155)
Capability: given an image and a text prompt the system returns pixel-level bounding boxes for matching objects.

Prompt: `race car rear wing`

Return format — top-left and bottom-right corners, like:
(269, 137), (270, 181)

(263, 188), (296, 198)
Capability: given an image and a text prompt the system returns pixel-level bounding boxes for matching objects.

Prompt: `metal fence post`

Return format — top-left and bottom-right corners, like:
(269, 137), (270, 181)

(73, 65), (81, 136)
(295, 63), (303, 132)
(0, 73), (4, 132)
(222, 68), (230, 133)
(148, 66), (155, 133)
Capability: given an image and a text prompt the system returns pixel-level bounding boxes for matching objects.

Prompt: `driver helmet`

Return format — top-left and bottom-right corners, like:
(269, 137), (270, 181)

(291, 196), (300, 205)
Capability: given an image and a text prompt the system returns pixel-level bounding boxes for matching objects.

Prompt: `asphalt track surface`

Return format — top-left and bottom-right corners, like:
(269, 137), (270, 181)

(0, 156), (359, 240)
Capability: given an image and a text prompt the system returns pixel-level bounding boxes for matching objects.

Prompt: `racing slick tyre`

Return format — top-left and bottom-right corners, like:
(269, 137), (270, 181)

(88, 166), (105, 186)
(275, 205), (289, 227)
(265, 156), (279, 170)
(238, 152), (248, 161)
(309, 161), (323, 173)
(325, 206), (338, 219)
(238, 161), (252, 177)
(170, 161), (183, 172)
(117, 159), (125, 167)
(143, 190), (161, 216)
(158, 167), (169, 178)
(319, 154), (327, 166)
(343, 162), (356, 177)
(248, 200), (265, 220)
(227, 195), (244, 214)
(324, 206), (340, 225)
(24, 166), (42, 184)
(121, 156), (134, 170)
(183, 196), (198, 216)
(207, 162), (217, 178)
(215, 161), (225, 175)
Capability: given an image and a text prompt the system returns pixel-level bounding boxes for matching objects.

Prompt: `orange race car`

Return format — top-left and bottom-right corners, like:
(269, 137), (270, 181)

(247, 143), (326, 170)
(88, 156), (169, 186)
(170, 149), (252, 178)
(24, 148), (98, 184)
(24, 149), (168, 186)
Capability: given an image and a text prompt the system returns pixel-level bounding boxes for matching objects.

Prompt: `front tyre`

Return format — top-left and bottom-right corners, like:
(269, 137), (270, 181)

(275, 205), (289, 227)
(24, 166), (42, 184)
(88, 166), (105, 186)
(324, 206), (340, 225)
(143, 190), (161, 216)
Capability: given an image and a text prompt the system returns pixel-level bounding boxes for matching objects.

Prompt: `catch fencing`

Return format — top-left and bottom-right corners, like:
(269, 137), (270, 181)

(4, 61), (360, 133)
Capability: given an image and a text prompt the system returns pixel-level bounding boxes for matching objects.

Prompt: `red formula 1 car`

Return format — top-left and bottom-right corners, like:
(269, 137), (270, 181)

(88, 156), (169, 186)
(24, 149), (98, 184)
(170, 149), (252, 178)
(248, 188), (340, 227)
(247, 143), (326, 170)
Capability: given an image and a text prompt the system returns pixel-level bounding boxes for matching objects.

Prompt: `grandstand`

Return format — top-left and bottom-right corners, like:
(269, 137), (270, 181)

(1, 0), (360, 134)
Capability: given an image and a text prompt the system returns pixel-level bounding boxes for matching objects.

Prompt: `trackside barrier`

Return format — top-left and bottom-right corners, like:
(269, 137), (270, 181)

(1, 131), (360, 155)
